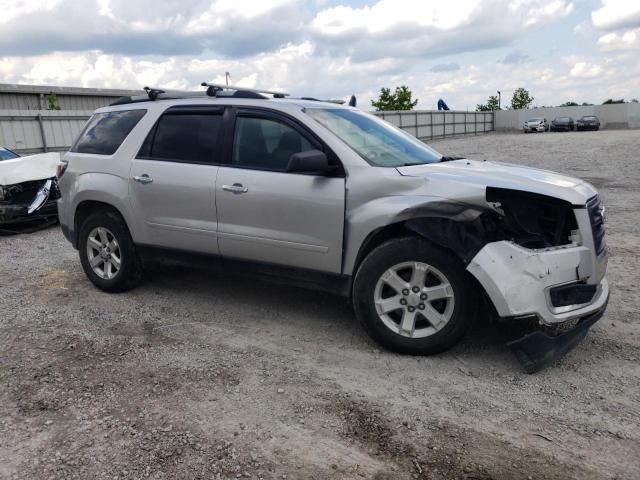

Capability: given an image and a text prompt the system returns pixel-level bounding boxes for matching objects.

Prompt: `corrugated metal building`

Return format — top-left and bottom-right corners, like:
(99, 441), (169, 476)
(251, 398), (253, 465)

(0, 83), (143, 111)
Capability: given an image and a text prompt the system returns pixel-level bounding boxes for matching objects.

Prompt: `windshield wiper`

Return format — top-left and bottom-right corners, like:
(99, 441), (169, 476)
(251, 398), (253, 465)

(439, 156), (464, 162)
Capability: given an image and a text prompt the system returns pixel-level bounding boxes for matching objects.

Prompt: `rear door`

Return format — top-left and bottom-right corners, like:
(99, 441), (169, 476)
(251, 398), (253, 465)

(129, 106), (223, 254)
(215, 108), (345, 273)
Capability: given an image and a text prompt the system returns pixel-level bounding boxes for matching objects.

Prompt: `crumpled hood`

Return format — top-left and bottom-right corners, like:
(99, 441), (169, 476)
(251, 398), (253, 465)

(397, 159), (597, 205)
(0, 152), (60, 186)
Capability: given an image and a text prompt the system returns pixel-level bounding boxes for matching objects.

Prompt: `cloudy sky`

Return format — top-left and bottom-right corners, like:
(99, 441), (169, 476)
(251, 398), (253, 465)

(1, 0), (639, 109)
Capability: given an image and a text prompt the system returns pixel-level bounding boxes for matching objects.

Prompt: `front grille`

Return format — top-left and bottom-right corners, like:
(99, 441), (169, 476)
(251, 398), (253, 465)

(1, 178), (59, 205)
(587, 194), (606, 256)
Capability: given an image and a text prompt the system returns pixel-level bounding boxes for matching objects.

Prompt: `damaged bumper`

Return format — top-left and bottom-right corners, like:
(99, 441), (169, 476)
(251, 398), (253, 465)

(467, 240), (609, 372)
(467, 241), (608, 325)
(506, 297), (608, 373)
(0, 178), (60, 225)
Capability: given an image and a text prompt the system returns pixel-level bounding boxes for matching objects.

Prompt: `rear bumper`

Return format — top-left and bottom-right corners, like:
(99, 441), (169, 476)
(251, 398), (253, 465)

(467, 241), (608, 325)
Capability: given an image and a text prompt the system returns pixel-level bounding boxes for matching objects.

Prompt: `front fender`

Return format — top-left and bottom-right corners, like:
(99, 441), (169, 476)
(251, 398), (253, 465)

(342, 195), (489, 275)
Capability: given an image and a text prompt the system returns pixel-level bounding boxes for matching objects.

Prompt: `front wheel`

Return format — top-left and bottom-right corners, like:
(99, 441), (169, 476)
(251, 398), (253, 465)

(352, 237), (479, 355)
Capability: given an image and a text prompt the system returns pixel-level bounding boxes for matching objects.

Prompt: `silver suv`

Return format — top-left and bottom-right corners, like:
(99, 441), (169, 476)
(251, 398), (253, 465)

(57, 84), (609, 371)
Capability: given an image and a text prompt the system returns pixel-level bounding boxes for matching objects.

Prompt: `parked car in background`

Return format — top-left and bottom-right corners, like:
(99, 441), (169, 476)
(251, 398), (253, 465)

(0, 148), (61, 225)
(523, 117), (549, 133)
(550, 117), (575, 132)
(0, 146), (19, 161)
(56, 84), (609, 372)
(577, 116), (600, 131)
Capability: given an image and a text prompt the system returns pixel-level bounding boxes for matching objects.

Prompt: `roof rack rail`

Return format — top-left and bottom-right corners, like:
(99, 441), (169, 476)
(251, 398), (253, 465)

(300, 97), (346, 105)
(201, 82), (290, 99)
(110, 86), (207, 106)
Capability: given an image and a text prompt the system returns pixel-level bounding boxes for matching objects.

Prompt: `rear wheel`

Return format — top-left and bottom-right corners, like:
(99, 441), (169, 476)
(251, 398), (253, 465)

(78, 210), (143, 292)
(353, 237), (479, 355)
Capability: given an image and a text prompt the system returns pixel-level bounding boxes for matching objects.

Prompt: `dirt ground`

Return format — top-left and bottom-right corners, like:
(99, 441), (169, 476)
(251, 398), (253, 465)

(1, 130), (638, 480)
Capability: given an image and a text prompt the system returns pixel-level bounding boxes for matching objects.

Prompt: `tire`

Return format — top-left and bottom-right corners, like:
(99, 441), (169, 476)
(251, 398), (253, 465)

(352, 237), (479, 355)
(78, 210), (143, 292)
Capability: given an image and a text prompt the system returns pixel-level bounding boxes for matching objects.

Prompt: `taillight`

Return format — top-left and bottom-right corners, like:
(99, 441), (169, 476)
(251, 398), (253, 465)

(56, 162), (68, 179)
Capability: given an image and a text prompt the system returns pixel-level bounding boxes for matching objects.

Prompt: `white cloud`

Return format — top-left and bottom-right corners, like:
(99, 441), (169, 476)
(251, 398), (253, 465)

(311, 1), (477, 35)
(592, 0), (640, 30)
(523, 0), (574, 27)
(0, 0), (63, 24)
(597, 28), (640, 50)
(569, 61), (603, 78)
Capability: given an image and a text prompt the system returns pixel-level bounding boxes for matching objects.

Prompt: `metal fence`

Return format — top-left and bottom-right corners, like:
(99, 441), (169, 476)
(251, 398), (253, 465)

(0, 108), (495, 155)
(374, 110), (494, 140)
(0, 109), (92, 155)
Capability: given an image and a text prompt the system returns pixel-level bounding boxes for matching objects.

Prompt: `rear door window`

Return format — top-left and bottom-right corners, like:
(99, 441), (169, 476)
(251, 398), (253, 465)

(138, 109), (223, 164)
(71, 109), (146, 155)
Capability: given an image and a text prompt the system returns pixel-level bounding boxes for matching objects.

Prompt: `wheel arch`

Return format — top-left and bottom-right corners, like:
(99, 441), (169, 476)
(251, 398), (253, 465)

(73, 200), (130, 248)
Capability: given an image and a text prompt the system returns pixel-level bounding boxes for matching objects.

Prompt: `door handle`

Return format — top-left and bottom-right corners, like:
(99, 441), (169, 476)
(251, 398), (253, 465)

(222, 183), (248, 194)
(133, 174), (153, 184)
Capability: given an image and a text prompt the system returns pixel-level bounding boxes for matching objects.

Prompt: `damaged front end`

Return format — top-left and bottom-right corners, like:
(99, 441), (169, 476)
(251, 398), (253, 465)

(404, 187), (608, 373)
(0, 177), (61, 226)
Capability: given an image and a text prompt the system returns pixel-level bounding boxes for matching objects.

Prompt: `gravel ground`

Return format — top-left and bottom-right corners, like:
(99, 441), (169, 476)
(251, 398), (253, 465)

(1, 130), (638, 480)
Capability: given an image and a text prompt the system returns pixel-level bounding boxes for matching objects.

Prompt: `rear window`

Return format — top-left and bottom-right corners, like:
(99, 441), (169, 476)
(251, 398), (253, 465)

(71, 109), (146, 155)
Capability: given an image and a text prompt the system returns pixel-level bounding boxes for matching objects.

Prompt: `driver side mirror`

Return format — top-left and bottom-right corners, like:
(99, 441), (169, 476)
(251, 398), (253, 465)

(286, 150), (331, 174)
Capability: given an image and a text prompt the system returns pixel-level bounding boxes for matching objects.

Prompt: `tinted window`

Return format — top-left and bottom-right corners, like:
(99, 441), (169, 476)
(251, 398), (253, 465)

(142, 113), (222, 163)
(71, 110), (146, 155)
(232, 117), (315, 171)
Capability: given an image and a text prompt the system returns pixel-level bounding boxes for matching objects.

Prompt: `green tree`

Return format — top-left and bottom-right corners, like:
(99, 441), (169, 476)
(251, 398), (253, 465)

(559, 101), (579, 107)
(510, 88), (534, 110)
(371, 86), (418, 111)
(46, 92), (61, 110)
(476, 95), (500, 111)
(602, 98), (625, 104)
(581, 102), (594, 106)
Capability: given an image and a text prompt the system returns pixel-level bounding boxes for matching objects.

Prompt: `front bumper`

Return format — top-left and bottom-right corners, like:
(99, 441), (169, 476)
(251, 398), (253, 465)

(467, 241), (608, 325)
(0, 198), (58, 225)
(506, 296), (608, 373)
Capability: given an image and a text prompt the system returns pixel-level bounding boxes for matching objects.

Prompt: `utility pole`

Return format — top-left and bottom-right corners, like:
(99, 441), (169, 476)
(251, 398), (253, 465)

(497, 90), (501, 110)
(225, 72), (231, 86)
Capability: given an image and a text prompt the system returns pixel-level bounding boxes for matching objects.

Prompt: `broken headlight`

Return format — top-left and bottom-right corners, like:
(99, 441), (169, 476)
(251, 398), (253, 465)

(486, 187), (578, 249)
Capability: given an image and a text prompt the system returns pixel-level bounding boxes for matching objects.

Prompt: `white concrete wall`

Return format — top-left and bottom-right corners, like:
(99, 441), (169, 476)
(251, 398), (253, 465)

(495, 103), (640, 130)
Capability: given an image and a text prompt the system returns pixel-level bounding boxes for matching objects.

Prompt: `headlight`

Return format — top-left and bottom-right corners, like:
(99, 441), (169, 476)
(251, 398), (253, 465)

(486, 187), (579, 249)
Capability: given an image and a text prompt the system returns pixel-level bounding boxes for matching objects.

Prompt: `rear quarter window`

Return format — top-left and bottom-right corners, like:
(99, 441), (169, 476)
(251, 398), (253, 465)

(71, 109), (146, 155)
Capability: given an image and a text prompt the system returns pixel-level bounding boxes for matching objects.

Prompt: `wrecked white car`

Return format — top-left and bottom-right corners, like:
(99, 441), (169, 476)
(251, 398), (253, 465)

(0, 148), (61, 226)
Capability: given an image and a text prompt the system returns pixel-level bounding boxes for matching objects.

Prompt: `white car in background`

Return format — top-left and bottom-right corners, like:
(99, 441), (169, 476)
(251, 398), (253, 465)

(523, 117), (549, 133)
(0, 147), (61, 225)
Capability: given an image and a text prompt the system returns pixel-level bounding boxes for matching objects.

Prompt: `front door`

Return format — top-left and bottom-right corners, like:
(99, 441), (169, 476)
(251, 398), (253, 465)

(129, 106), (224, 254)
(216, 110), (345, 273)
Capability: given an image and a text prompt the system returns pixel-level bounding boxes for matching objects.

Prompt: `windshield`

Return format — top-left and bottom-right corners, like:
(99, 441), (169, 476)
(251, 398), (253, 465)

(527, 118), (543, 122)
(0, 147), (19, 161)
(305, 108), (442, 167)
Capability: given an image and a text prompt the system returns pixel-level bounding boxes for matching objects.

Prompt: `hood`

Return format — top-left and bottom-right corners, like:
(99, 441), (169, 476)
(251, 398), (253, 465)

(525, 119), (543, 124)
(397, 159), (597, 206)
(0, 152), (60, 186)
